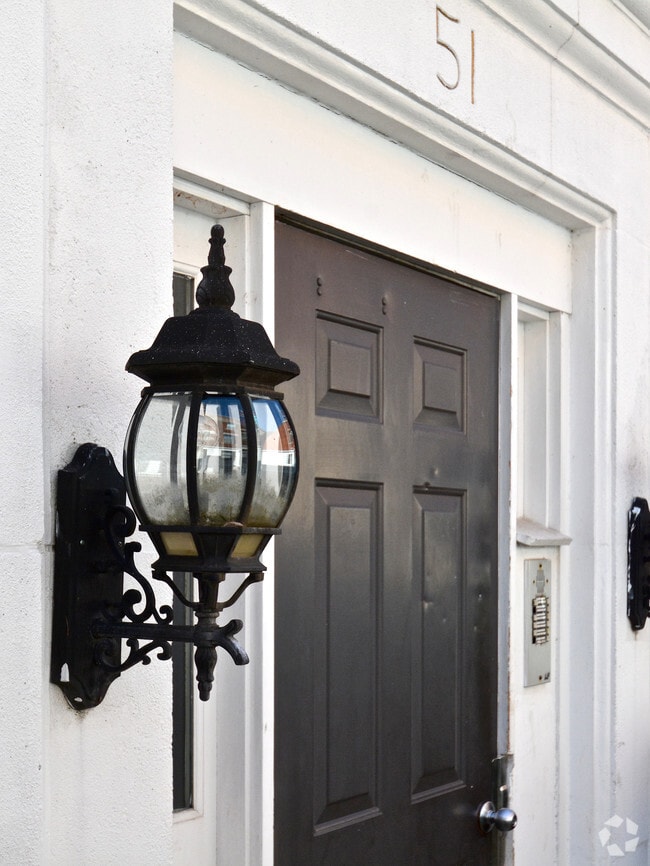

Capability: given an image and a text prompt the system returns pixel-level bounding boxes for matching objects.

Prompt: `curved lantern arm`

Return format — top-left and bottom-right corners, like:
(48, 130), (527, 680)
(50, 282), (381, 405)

(215, 572), (264, 613)
(151, 568), (199, 612)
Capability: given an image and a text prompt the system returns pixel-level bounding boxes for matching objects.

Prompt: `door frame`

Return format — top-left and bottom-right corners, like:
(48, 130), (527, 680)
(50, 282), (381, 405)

(171, 194), (278, 866)
(173, 20), (615, 863)
(171, 193), (613, 866)
(273, 214), (506, 863)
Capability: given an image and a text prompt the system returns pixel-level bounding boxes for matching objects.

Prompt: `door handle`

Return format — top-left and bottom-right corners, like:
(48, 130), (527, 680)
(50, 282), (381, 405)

(478, 801), (517, 833)
(478, 754), (517, 834)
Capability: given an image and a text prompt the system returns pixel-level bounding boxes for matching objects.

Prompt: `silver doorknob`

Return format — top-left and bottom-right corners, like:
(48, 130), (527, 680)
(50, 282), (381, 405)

(478, 801), (517, 833)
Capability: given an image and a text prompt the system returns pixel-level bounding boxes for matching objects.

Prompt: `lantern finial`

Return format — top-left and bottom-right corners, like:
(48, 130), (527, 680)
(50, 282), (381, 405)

(195, 224), (235, 309)
(126, 223), (299, 390)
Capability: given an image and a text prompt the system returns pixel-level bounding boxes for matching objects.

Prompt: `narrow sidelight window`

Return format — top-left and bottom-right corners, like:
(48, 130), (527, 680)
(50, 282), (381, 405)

(172, 271), (195, 811)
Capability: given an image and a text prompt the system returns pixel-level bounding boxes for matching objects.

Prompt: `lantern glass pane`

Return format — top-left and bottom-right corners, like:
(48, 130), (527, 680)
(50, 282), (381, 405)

(196, 395), (248, 525)
(132, 393), (192, 525)
(249, 398), (297, 527)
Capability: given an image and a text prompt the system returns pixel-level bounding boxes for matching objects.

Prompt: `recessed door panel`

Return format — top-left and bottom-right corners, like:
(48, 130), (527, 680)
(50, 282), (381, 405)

(316, 313), (383, 420)
(313, 483), (382, 831)
(413, 340), (466, 431)
(411, 489), (466, 800)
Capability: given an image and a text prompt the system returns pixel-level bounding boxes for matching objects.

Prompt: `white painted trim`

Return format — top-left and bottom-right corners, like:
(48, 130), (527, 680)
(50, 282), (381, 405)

(498, 290), (516, 759)
(174, 177), (251, 218)
(516, 517), (571, 547)
(243, 201), (277, 866)
(516, 301), (569, 536)
(171, 22), (618, 855)
(171, 225), (219, 866)
(169, 188), (614, 866)
(174, 35), (575, 311)
(480, 0), (650, 126)
(609, 0), (650, 33)
(556, 220), (617, 863)
(171, 201), (277, 866)
(174, 0), (618, 229)
(589, 218), (617, 855)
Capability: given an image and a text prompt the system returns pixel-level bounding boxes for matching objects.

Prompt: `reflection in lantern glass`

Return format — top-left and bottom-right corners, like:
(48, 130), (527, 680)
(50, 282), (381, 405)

(248, 398), (297, 527)
(196, 414), (219, 448)
(131, 392), (192, 525)
(196, 395), (248, 526)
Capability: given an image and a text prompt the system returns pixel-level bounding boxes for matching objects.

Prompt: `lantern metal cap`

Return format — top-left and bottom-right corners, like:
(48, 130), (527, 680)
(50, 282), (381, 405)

(126, 225), (299, 392)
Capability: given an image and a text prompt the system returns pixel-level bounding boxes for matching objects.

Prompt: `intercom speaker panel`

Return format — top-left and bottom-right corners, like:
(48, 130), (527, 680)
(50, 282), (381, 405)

(524, 558), (551, 687)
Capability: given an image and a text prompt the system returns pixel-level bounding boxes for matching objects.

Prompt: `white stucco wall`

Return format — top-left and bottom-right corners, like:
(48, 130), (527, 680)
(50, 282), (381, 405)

(45, 0), (174, 861)
(0, 1), (173, 864)
(0, 2), (47, 863)
(174, 1), (649, 863)
(1, 0), (648, 864)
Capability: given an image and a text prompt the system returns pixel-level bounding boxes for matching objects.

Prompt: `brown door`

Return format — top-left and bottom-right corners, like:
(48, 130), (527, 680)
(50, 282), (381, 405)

(274, 220), (500, 865)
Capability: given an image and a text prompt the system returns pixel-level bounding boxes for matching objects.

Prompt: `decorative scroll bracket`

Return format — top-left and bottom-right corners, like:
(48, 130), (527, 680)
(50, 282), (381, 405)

(51, 444), (254, 710)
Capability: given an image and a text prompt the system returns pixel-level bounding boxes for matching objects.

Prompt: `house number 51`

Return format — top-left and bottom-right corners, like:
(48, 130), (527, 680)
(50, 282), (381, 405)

(436, 5), (476, 104)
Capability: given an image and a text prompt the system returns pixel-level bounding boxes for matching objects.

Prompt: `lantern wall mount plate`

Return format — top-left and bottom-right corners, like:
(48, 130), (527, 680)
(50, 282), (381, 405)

(51, 225), (299, 709)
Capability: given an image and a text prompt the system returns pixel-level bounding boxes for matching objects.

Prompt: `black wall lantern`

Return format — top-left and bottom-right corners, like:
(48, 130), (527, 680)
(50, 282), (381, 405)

(628, 497), (650, 629)
(51, 225), (299, 709)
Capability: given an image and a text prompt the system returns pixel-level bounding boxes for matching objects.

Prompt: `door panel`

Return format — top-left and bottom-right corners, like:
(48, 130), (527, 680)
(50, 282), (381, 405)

(313, 482), (381, 830)
(412, 489), (465, 799)
(275, 221), (500, 865)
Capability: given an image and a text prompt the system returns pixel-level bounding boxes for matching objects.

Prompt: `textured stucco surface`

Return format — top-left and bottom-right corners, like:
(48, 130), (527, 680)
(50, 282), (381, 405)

(1, 0), (649, 863)
(0, 1), (47, 863)
(45, 1), (174, 863)
(0, 0), (173, 863)
(173, 2), (650, 863)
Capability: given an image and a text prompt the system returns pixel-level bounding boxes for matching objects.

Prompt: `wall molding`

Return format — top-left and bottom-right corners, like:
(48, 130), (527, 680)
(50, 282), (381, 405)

(175, 0), (628, 231)
(613, 0), (650, 32)
(482, 0), (649, 128)
(172, 7), (621, 862)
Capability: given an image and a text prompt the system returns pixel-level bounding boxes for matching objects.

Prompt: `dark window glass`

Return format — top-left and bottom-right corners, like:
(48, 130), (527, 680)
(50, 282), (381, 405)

(172, 272), (195, 811)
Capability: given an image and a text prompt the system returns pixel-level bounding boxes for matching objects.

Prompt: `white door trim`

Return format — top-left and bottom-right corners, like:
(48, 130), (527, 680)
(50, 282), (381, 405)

(172, 19), (616, 858)
(173, 0), (621, 227)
